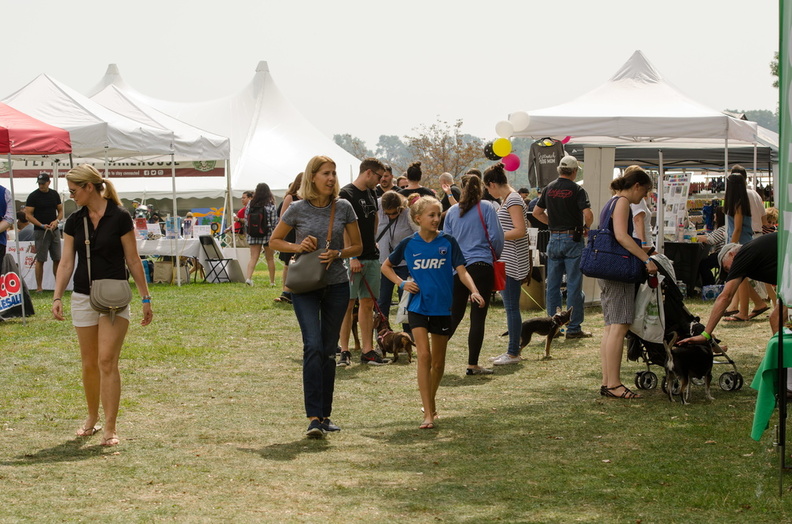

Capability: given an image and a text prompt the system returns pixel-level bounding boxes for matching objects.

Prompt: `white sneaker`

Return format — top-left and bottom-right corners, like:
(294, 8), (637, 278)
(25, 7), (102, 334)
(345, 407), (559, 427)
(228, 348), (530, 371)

(245, 279), (254, 286)
(488, 352), (509, 362)
(492, 353), (522, 365)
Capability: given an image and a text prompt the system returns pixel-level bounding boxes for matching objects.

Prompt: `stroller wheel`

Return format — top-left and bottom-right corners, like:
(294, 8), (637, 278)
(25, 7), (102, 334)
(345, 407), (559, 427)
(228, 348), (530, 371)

(719, 371), (740, 391)
(634, 371), (658, 390)
(662, 376), (681, 395)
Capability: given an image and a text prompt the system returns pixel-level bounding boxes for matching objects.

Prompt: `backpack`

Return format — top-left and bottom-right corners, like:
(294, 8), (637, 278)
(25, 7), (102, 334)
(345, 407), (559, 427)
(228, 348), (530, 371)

(247, 205), (269, 238)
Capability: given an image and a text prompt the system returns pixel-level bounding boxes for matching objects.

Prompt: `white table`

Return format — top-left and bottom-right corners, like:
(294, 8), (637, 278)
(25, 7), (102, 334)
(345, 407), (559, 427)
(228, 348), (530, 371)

(136, 237), (245, 283)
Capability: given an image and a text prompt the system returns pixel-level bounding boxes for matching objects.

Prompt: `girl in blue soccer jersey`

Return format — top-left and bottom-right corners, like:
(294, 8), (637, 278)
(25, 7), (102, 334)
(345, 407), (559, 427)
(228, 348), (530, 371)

(382, 196), (484, 429)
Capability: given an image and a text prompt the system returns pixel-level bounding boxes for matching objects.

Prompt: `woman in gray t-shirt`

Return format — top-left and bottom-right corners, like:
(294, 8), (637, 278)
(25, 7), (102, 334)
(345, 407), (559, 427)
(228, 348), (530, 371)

(269, 155), (362, 439)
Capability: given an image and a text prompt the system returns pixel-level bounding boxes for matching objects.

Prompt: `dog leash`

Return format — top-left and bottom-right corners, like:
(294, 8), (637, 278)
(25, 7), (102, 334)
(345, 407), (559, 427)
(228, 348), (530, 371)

(359, 272), (389, 325)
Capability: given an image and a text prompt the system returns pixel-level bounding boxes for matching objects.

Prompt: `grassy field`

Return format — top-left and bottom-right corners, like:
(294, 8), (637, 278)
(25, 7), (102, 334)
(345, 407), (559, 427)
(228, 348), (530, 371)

(1, 265), (791, 523)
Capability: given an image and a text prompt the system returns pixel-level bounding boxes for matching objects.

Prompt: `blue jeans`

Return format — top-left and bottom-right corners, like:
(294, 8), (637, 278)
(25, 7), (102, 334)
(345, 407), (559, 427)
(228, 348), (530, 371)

(546, 233), (585, 333)
(291, 282), (350, 418)
(501, 276), (522, 356)
(378, 265), (410, 319)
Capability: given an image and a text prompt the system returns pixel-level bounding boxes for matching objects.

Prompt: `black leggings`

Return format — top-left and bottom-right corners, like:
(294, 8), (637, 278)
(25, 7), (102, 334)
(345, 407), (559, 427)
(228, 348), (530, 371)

(450, 262), (494, 366)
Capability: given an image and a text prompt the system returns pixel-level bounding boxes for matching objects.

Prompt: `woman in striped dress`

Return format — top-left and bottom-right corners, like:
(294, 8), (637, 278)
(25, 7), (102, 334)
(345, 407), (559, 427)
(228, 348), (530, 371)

(598, 166), (656, 399)
(483, 163), (531, 365)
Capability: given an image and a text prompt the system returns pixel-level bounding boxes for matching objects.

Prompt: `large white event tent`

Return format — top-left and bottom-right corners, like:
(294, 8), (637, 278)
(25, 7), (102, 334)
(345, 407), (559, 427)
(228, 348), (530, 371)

(90, 85), (232, 215)
(508, 50), (760, 249)
(1, 74), (174, 198)
(89, 61), (361, 195)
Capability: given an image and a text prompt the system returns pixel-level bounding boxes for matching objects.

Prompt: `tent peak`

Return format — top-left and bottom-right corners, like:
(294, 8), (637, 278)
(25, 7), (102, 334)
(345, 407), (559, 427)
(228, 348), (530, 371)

(610, 50), (662, 84)
(105, 64), (120, 75)
(256, 61), (269, 73)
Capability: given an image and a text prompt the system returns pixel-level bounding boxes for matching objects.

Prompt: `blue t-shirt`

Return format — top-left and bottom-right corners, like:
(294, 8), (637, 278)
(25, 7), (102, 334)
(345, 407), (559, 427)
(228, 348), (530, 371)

(388, 231), (466, 316)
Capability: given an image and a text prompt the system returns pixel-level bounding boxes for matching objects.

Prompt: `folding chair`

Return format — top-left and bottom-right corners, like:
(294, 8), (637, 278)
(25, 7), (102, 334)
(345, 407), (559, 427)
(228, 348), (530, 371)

(198, 235), (232, 283)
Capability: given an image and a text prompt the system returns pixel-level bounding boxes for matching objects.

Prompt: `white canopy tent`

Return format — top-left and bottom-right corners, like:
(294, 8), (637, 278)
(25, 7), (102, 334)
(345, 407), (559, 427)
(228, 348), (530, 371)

(89, 61), (361, 195)
(509, 50), (760, 252)
(1, 73), (174, 198)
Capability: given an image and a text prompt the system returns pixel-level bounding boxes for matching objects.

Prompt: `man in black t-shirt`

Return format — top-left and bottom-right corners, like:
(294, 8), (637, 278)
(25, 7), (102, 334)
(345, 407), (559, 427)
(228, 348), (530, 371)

(532, 156), (593, 338)
(375, 164), (396, 197)
(338, 158), (387, 366)
(25, 173), (64, 292)
(680, 233), (786, 345)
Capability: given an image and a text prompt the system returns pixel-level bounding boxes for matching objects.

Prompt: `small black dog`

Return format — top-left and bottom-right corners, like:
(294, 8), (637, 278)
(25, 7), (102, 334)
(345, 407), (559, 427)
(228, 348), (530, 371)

(503, 307), (572, 359)
(663, 333), (715, 404)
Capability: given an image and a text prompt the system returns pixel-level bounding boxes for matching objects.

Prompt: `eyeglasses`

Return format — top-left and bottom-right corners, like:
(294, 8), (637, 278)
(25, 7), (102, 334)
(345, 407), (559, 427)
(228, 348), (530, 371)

(68, 187), (82, 196)
(371, 170), (384, 179)
(384, 209), (400, 217)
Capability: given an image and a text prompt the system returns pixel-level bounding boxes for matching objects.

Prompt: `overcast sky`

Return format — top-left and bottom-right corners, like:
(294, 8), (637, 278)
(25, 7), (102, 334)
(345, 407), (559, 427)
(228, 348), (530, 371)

(1, 0), (779, 147)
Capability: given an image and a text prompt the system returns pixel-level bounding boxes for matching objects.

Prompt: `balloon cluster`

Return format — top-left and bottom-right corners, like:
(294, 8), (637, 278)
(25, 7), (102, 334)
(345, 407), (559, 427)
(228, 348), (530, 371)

(483, 111), (531, 172)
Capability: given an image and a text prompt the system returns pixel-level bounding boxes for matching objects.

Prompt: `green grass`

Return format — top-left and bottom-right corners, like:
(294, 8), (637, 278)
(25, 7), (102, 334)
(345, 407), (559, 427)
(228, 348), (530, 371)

(1, 264), (791, 522)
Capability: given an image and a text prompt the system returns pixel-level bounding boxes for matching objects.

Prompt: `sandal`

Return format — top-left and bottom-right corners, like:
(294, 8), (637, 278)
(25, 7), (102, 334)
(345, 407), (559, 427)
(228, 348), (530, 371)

(749, 306), (770, 319)
(274, 292), (292, 304)
(419, 421), (435, 430)
(723, 315), (748, 322)
(100, 435), (120, 447)
(723, 310), (738, 317)
(603, 384), (642, 399)
(76, 425), (101, 437)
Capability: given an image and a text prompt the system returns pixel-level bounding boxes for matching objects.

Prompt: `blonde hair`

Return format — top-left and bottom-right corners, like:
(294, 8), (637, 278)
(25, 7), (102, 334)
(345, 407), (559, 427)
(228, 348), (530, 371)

(299, 156), (338, 201)
(66, 164), (121, 206)
(766, 206), (779, 224)
(409, 196), (442, 225)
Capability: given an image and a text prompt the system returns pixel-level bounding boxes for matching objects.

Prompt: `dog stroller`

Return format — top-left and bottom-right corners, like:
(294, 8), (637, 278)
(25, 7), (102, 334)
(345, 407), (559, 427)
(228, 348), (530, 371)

(626, 254), (743, 395)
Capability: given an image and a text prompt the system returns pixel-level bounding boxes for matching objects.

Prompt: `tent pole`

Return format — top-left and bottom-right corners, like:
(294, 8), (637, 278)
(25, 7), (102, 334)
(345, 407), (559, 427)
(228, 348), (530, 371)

(724, 138), (729, 175)
(171, 153), (181, 286)
(7, 153), (27, 324)
(656, 150), (664, 253)
(753, 143), (758, 189)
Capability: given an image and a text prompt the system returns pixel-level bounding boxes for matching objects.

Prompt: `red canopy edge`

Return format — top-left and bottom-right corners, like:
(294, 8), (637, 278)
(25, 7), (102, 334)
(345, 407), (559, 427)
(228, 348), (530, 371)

(0, 102), (71, 155)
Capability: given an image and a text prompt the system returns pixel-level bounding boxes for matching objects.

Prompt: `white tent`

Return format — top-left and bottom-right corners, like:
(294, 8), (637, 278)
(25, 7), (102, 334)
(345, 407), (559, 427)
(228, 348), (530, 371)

(513, 50), (758, 144)
(90, 85), (232, 202)
(506, 50), (762, 301)
(3, 74), (174, 159)
(2, 74), (175, 199)
(89, 61), (361, 195)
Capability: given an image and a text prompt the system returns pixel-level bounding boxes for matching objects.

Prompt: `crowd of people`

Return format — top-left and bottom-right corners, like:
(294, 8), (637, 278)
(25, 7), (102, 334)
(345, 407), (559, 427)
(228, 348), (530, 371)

(0, 158), (785, 444)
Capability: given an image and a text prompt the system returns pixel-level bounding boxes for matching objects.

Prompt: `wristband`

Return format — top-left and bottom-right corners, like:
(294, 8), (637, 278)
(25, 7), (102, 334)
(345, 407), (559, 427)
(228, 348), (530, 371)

(701, 331), (711, 341)
(337, 250), (343, 259)
(351, 256), (358, 260)
(142, 299), (151, 304)
(53, 298), (62, 302)
(399, 281), (405, 290)
(643, 259), (650, 265)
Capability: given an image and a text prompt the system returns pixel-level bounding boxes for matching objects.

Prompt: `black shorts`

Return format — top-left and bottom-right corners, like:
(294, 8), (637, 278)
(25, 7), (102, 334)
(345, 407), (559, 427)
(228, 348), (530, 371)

(408, 311), (452, 336)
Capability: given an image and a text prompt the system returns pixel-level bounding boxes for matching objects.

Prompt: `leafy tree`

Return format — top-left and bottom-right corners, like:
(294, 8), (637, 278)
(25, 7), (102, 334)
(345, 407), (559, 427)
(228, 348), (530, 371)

(375, 135), (411, 174)
(333, 133), (373, 160)
(771, 51), (779, 89)
(404, 118), (484, 190)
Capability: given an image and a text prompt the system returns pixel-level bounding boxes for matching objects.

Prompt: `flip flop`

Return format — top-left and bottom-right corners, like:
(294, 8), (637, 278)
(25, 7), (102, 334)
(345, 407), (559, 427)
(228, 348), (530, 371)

(101, 435), (120, 447)
(749, 306), (770, 319)
(723, 310), (738, 317)
(76, 425), (101, 437)
(723, 315), (748, 322)
(419, 422), (435, 430)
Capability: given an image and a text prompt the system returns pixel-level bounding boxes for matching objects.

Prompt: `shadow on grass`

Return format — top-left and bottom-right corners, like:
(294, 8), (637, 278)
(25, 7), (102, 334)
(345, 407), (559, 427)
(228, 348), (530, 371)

(1, 438), (105, 465)
(239, 438), (331, 461)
